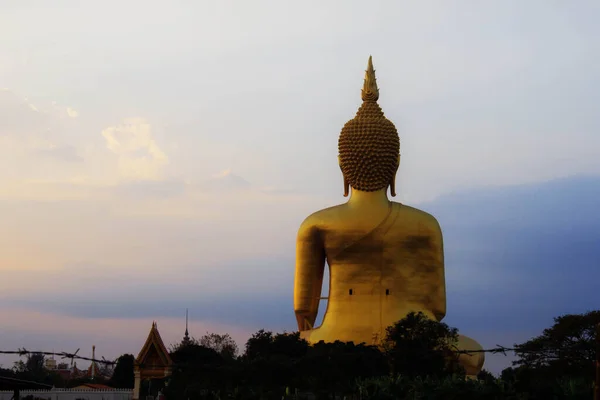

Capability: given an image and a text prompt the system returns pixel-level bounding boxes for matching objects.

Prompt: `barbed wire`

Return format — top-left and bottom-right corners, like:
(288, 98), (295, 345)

(3, 340), (593, 374)
(0, 345), (532, 370)
(0, 350), (116, 366)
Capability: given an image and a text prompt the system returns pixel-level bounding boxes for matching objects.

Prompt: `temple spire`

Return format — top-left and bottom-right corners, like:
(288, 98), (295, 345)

(183, 309), (190, 344)
(91, 345), (96, 380)
(361, 55), (379, 102)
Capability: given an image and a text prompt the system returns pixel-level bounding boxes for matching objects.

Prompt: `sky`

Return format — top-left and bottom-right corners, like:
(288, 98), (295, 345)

(0, 0), (599, 375)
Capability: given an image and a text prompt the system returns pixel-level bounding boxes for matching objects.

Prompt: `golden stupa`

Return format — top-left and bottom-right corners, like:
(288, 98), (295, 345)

(293, 56), (484, 376)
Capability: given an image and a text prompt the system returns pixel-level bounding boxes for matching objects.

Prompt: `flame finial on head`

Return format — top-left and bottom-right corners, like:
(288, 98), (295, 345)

(361, 56), (379, 102)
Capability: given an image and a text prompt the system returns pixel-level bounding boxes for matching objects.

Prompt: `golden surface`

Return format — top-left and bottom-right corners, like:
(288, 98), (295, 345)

(293, 57), (484, 376)
(361, 56), (379, 101)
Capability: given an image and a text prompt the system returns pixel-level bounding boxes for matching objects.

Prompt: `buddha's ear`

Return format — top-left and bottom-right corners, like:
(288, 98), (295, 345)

(339, 155), (350, 197)
(389, 154), (400, 197)
(343, 176), (350, 197)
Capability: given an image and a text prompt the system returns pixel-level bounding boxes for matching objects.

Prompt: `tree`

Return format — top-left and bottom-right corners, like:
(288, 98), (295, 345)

(0, 365), (16, 386)
(477, 368), (496, 383)
(109, 354), (135, 389)
(241, 330), (311, 397)
(25, 353), (45, 380)
(243, 329), (274, 361)
(383, 312), (464, 379)
(12, 352), (47, 382)
(169, 337), (200, 353)
(513, 310), (600, 380)
(166, 343), (232, 399)
(12, 360), (26, 374)
(299, 341), (389, 399)
(199, 332), (239, 360)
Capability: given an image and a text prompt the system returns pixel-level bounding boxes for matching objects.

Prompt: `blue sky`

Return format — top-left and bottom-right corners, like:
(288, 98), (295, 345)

(0, 1), (599, 375)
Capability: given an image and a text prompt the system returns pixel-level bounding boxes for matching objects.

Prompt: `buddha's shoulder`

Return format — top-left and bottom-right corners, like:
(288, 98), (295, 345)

(396, 202), (442, 231)
(299, 202), (441, 228)
(396, 203), (438, 221)
(299, 204), (346, 230)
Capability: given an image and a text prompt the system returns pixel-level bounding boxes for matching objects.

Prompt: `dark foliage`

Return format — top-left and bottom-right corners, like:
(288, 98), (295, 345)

(138, 311), (600, 398)
(355, 374), (594, 400)
(242, 331), (309, 398)
(199, 332), (239, 360)
(383, 311), (464, 378)
(166, 342), (239, 399)
(477, 368), (495, 383)
(299, 340), (389, 399)
(10, 352), (67, 388)
(513, 310), (600, 381)
(109, 353), (135, 389)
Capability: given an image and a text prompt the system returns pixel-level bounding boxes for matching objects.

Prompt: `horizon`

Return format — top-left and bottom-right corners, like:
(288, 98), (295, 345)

(1, 1), (599, 377)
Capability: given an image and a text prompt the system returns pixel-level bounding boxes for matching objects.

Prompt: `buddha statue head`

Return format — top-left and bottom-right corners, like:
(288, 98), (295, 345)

(338, 56), (400, 197)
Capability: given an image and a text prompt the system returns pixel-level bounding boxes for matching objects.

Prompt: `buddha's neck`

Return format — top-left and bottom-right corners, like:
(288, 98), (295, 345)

(347, 188), (390, 208)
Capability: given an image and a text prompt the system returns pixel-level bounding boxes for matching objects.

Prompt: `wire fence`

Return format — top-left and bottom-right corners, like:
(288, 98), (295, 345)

(0, 350), (115, 365)
(0, 344), (528, 370)
(1, 340), (597, 373)
(1, 343), (598, 399)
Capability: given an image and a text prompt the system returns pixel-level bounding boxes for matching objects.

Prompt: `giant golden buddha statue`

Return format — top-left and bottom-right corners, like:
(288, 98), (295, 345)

(293, 56), (484, 376)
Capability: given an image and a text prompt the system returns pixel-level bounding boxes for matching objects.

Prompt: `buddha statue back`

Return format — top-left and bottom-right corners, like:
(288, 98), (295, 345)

(293, 57), (485, 376)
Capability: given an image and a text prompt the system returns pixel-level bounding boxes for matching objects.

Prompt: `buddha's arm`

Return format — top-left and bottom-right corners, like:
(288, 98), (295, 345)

(294, 219), (326, 331)
(427, 217), (446, 321)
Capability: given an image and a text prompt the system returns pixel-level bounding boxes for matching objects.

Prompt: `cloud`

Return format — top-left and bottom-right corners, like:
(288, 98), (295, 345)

(0, 90), (191, 192)
(36, 144), (83, 163)
(112, 179), (187, 199)
(0, 171), (331, 280)
(213, 169), (234, 179)
(0, 90), (96, 177)
(101, 118), (168, 181)
(66, 107), (78, 118)
(199, 168), (252, 192)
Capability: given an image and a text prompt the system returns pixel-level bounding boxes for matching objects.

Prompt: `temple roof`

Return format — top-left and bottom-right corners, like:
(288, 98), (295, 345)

(85, 361), (103, 377)
(135, 321), (173, 367)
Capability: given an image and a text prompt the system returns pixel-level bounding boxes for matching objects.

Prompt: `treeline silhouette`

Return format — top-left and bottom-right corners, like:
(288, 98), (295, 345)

(2, 311), (598, 399)
(162, 311), (600, 399)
